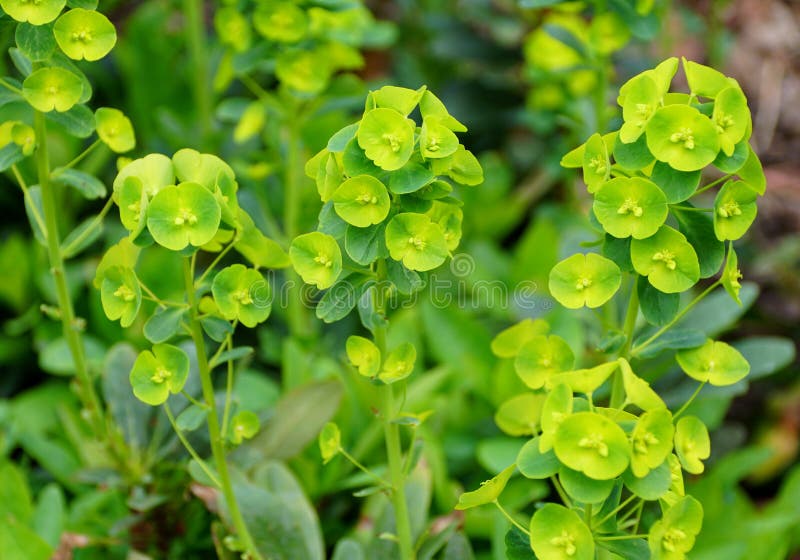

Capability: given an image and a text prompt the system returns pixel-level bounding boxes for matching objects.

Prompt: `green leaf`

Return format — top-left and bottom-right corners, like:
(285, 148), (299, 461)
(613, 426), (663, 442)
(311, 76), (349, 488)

(142, 306), (185, 344)
(45, 102), (94, 137)
(229, 410), (260, 444)
(372, 85), (424, 116)
(100, 265), (141, 328)
(379, 342), (416, 383)
(495, 393), (547, 436)
(648, 495), (703, 559)
(674, 416), (710, 474)
(734, 336), (795, 380)
(0, 516), (53, 560)
(209, 346), (253, 368)
(736, 145), (766, 194)
(554, 411), (630, 480)
(613, 133), (654, 170)
(176, 403), (208, 432)
(95, 107), (135, 153)
(388, 161), (435, 194)
(344, 223), (387, 265)
(386, 259), (423, 295)
(212, 264), (271, 328)
(357, 108), (415, 171)
(490, 318), (550, 359)
(619, 358), (665, 411)
(346, 335), (381, 377)
(602, 234), (633, 272)
(332, 539), (364, 560)
(53, 8), (116, 61)
(517, 436), (560, 479)
(650, 161), (701, 203)
(385, 212), (448, 272)
(15, 22), (57, 62)
(514, 334), (574, 389)
(32, 483), (66, 548)
(419, 89), (467, 132)
(60, 213), (102, 258)
(290, 232), (343, 290)
(201, 316), (233, 342)
(315, 273), (370, 323)
(633, 328), (706, 359)
(342, 138), (385, 179)
(713, 139), (749, 173)
(22, 67), (83, 112)
(593, 176), (668, 239)
(318, 421), (341, 464)
(420, 116), (459, 159)
(52, 167), (106, 199)
(638, 275), (679, 326)
(629, 408), (674, 478)
(455, 463), (515, 510)
(0, 462), (33, 522)
(631, 225), (700, 293)
(530, 503), (594, 560)
(713, 180), (758, 241)
(234, 209), (290, 269)
(582, 133), (610, 192)
(548, 253), (622, 309)
(331, 175), (391, 227)
(129, 344), (190, 406)
(623, 460), (672, 500)
(646, 104), (720, 172)
(676, 339), (750, 386)
(147, 182), (221, 251)
(0, 0), (64, 25)
(0, 143), (25, 173)
(326, 123), (358, 152)
(672, 204), (725, 278)
(559, 465), (615, 503)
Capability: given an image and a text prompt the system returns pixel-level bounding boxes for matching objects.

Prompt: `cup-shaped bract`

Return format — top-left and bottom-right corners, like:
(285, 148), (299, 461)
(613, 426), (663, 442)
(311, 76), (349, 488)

(550, 361), (618, 395)
(540, 383), (574, 452)
(683, 58), (734, 98)
(554, 411), (630, 480)
(289, 232), (342, 290)
(1, 0), (64, 25)
(619, 358), (665, 412)
(95, 107), (135, 153)
(529, 503), (594, 560)
(7, 121), (35, 156)
(331, 175), (391, 227)
(495, 393), (547, 437)
(379, 342), (416, 384)
(582, 133), (610, 192)
(676, 339), (749, 386)
(419, 89), (467, 132)
(490, 318), (550, 359)
(357, 108), (415, 171)
(172, 149), (235, 192)
(713, 180), (758, 241)
(721, 246), (743, 305)
(129, 344), (190, 406)
(427, 201), (463, 251)
(455, 463), (515, 510)
(211, 264), (271, 328)
(674, 416), (710, 475)
(648, 495), (703, 560)
(214, 7), (251, 52)
(146, 182), (221, 251)
(346, 335), (381, 377)
(630, 408), (674, 478)
(275, 49), (332, 94)
(318, 422), (341, 464)
(631, 226), (700, 293)
(229, 410), (259, 444)
(593, 177), (668, 239)
(253, 1), (307, 43)
(100, 265), (141, 328)
(713, 86), (750, 156)
(420, 116), (459, 159)
(385, 213), (448, 272)
(431, 144), (484, 186)
(646, 105), (720, 172)
(53, 8), (116, 61)
(549, 253), (622, 309)
(514, 334), (575, 390)
(114, 153), (175, 198)
(372, 85), (425, 117)
(619, 74), (659, 143)
(22, 67), (82, 112)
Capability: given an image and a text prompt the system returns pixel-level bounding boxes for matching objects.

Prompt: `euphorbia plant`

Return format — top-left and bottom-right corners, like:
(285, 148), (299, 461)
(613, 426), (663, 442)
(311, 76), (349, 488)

(457, 58), (766, 559)
(286, 85), (482, 560)
(98, 148), (289, 560)
(0, 2), (135, 470)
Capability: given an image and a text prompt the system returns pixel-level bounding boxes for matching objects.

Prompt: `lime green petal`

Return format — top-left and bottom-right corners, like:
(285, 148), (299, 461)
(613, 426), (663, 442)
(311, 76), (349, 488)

(495, 393), (547, 437)
(172, 148), (235, 192)
(420, 116), (459, 159)
(549, 253), (621, 309)
(490, 318), (550, 359)
(378, 342), (416, 384)
(540, 383), (573, 453)
(113, 153), (174, 198)
(146, 182), (221, 251)
(594, 177), (668, 239)
(385, 213), (448, 272)
(631, 226), (700, 293)
(212, 264), (271, 328)
(372, 85), (425, 116)
(630, 408), (674, 478)
(289, 232), (342, 290)
(22, 67), (83, 113)
(713, 180), (758, 241)
(95, 107), (135, 153)
(100, 265), (141, 328)
(1, 0), (64, 25)
(530, 503), (594, 560)
(54, 8), (116, 61)
(455, 463), (515, 510)
(582, 133), (610, 192)
(554, 411), (630, 480)
(514, 334), (574, 390)
(357, 108), (415, 171)
(646, 105), (720, 172)
(331, 175), (391, 227)
(674, 416), (710, 474)
(713, 87), (750, 156)
(676, 339), (749, 386)
(721, 245), (743, 305)
(253, 2), (307, 43)
(319, 422), (341, 464)
(346, 335), (381, 377)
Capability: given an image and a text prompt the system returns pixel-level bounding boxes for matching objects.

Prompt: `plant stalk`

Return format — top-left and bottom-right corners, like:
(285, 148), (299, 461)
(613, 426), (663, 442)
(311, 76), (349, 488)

(611, 278), (640, 408)
(183, 258), (262, 560)
(183, 0), (212, 147)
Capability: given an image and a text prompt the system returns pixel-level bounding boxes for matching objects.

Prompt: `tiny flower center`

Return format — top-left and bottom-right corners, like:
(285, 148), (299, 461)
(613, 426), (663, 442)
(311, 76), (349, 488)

(578, 433), (609, 457)
(662, 528), (687, 552)
(550, 530), (577, 556)
(46, 85), (59, 96)
(407, 236), (425, 250)
(382, 133), (401, 153)
(113, 284), (136, 302)
(730, 268), (743, 289)
(234, 289), (253, 306)
(652, 249), (677, 271)
(150, 366), (172, 384)
(715, 113), (734, 133)
(127, 201), (141, 219)
(540, 357), (552, 367)
(314, 253), (333, 268)
(635, 103), (653, 125)
(717, 200), (742, 218)
(173, 208), (198, 226)
(356, 192), (378, 205)
(588, 155), (607, 176)
(427, 136), (440, 152)
(670, 128), (695, 150)
(634, 431), (660, 454)
(574, 277), (592, 291)
(71, 29), (93, 43)
(617, 198), (644, 217)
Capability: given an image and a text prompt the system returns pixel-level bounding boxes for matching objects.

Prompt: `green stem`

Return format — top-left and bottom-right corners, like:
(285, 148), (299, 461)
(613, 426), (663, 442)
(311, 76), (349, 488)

(0, 77), (22, 94)
(196, 237), (238, 287)
(220, 334), (236, 437)
(551, 475), (572, 509)
(494, 501), (530, 536)
(596, 494), (638, 527)
(58, 138), (102, 171)
(339, 448), (391, 488)
(585, 503), (593, 529)
(693, 174), (732, 197)
(597, 534), (648, 541)
(164, 402), (221, 487)
(674, 381), (707, 419)
(12, 164), (47, 239)
(632, 281), (721, 357)
(183, 0), (212, 146)
(611, 279), (639, 408)
(374, 259), (414, 560)
(59, 196), (114, 257)
(182, 258), (262, 560)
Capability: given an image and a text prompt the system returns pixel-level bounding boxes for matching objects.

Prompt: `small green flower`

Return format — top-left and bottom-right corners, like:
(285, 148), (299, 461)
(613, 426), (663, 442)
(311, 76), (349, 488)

(494, 393), (547, 437)
(0, 0), (64, 25)
(419, 89), (467, 132)
(540, 383), (573, 452)
(490, 318), (550, 359)
(581, 133), (610, 192)
(713, 86), (750, 156)
(619, 74), (659, 143)
(385, 213), (448, 272)
(420, 116), (459, 159)
(630, 408), (674, 478)
(289, 232), (342, 290)
(721, 245), (743, 305)
(229, 410), (259, 444)
(674, 416), (710, 474)
(172, 148), (235, 192)
(331, 175), (391, 227)
(623, 460), (672, 500)
(676, 339), (750, 386)
(214, 6), (251, 52)
(648, 495), (703, 560)
(631, 226), (700, 293)
(346, 336), (381, 377)
(554, 411), (630, 480)
(593, 177), (668, 239)
(514, 334), (575, 390)
(95, 107), (135, 153)
(426, 201), (462, 251)
(372, 85), (425, 116)
(432, 144), (484, 186)
(146, 182), (221, 251)
(233, 101), (265, 144)
(253, 2), (307, 43)
(275, 49), (332, 94)
(619, 358), (665, 411)
(530, 503), (594, 560)
(618, 57), (678, 105)
(683, 57), (735, 98)
(646, 105), (720, 172)
(113, 153), (174, 198)
(713, 180), (758, 241)
(549, 361), (618, 395)
(455, 463), (515, 510)
(129, 344), (190, 406)
(211, 264), (271, 328)
(378, 342), (416, 384)
(318, 422), (341, 464)
(53, 8), (116, 61)
(100, 265), (141, 328)
(4, 121), (36, 156)
(357, 108), (415, 171)
(22, 67), (83, 112)
(548, 253), (622, 309)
